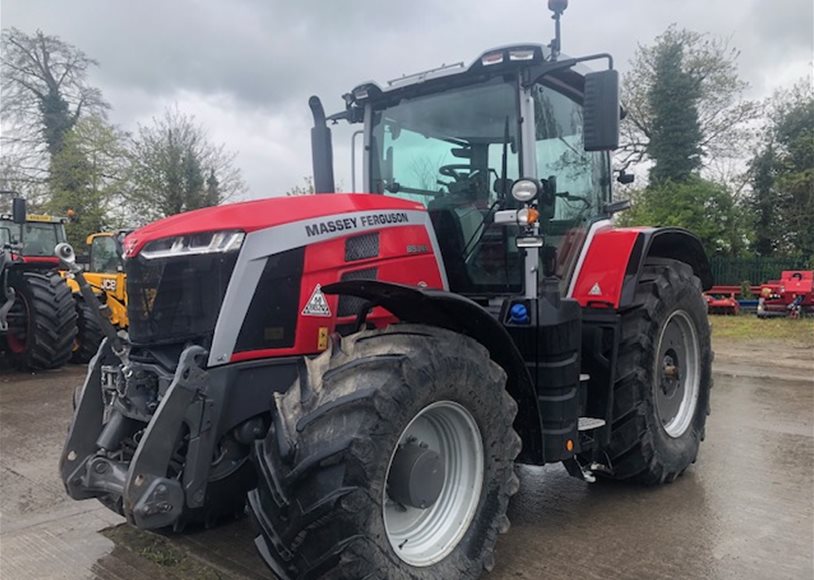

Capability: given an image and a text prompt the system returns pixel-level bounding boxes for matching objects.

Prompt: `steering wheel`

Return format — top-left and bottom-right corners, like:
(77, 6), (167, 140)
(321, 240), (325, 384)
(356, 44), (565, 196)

(439, 164), (475, 180)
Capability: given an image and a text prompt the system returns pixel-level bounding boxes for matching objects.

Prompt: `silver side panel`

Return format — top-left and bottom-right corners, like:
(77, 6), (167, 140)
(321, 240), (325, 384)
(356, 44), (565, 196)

(208, 208), (447, 367)
(565, 218), (612, 297)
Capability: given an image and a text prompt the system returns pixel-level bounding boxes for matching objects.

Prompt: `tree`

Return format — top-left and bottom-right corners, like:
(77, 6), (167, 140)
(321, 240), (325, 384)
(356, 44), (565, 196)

(620, 26), (759, 180)
(746, 144), (779, 256)
(0, 28), (108, 168)
(646, 36), (703, 183)
(285, 177), (315, 196)
(621, 177), (746, 256)
(747, 80), (814, 259)
(126, 107), (246, 221)
(48, 115), (129, 247)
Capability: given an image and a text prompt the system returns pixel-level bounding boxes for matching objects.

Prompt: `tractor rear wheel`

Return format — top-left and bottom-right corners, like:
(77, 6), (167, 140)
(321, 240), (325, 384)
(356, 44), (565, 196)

(248, 324), (521, 580)
(597, 258), (712, 484)
(71, 298), (104, 363)
(6, 271), (77, 370)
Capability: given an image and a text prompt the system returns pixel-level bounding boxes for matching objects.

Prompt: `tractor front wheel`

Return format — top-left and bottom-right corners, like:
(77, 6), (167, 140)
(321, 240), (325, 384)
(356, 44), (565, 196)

(598, 258), (712, 484)
(248, 324), (521, 579)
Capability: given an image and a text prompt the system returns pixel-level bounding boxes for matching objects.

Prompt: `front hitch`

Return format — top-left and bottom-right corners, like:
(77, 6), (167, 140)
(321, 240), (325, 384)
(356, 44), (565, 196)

(59, 341), (217, 529)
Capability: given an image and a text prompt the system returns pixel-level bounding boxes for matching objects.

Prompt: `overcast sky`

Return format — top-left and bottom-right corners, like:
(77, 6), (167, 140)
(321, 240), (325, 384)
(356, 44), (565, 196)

(2, 0), (811, 199)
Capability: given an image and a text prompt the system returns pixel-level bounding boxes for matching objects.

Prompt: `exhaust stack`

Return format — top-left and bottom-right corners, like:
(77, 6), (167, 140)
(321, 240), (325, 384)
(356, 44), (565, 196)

(309, 96), (336, 194)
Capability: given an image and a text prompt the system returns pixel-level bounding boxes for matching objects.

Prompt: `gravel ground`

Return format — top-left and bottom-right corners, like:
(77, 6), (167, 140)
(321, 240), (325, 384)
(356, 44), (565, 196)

(1, 329), (811, 579)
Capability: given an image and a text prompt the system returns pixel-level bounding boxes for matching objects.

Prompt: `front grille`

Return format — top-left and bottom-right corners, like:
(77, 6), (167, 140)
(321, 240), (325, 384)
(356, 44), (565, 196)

(345, 233), (379, 262)
(127, 252), (239, 346)
(337, 268), (377, 317)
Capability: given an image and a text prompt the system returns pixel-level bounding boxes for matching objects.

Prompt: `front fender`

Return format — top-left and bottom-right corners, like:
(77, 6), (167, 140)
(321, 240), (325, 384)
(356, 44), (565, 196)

(322, 280), (543, 463)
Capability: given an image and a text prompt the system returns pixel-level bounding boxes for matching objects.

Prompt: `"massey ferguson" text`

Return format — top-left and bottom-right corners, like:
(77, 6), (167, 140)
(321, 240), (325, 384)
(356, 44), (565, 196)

(304, 212), (410, 237)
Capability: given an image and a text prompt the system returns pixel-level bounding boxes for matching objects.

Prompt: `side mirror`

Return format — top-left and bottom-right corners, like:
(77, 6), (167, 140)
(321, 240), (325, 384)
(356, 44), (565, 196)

(583, 69), (620, 152)
(617, 169), (635, 185)
(539, 176), (557, 220)
(12, 197), (26, 224)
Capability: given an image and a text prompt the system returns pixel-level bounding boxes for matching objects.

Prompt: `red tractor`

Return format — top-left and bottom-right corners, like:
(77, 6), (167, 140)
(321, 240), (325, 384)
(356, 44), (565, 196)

(0, 194), (77, 370)
(757, 270), (813, 318)
(60, 3), (713, 578)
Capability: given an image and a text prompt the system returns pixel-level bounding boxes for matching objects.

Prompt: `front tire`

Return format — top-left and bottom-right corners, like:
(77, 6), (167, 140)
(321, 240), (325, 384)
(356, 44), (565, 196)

(248, 324), (521, 579)
(6, 271), (77, 370)
(599, 259), (712, 484)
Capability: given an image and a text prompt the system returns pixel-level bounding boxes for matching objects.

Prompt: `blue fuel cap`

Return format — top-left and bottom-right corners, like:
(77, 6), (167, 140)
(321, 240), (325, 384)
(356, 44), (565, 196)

(509, 303), (530, 324)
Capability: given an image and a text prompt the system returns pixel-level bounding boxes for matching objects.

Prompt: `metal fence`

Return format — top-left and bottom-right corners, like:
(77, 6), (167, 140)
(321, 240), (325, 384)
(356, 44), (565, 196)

(710, 256), (811, 286)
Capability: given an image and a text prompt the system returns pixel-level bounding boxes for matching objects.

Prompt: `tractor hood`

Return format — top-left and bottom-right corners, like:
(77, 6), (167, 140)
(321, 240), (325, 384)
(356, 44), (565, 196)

(123, 194), (423, 259)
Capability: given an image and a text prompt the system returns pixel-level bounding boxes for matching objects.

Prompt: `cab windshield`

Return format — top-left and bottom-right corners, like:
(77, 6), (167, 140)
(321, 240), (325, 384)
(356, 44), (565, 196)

(370, 77), (523, 296)
(90, 236), (122, 273)
(0, 220), (66, 256)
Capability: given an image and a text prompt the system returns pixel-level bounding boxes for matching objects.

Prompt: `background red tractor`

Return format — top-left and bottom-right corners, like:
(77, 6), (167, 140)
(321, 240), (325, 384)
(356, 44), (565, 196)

(61, 2), (713, 578)
(0, 193), (76, 370)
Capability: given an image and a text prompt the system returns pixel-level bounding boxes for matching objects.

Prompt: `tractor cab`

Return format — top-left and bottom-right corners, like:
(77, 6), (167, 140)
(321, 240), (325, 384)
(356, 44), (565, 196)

(87, 231), (128, 274)
(315, 41), (619, 302)
(0, 212), (68, 264)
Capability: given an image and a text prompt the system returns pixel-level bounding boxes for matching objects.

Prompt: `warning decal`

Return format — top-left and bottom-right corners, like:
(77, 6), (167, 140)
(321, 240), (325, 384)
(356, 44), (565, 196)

(302, 284), (332, 317)
(588, 282), (603, 296)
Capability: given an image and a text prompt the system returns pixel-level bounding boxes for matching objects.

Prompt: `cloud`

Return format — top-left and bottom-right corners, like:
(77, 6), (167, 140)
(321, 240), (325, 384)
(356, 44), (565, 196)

(2, 0), (811, 198)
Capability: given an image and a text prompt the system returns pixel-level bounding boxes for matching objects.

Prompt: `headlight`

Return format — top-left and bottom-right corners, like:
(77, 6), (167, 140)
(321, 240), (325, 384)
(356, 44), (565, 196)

(511, 179), (540, 203)
(140, 230), (244, 260)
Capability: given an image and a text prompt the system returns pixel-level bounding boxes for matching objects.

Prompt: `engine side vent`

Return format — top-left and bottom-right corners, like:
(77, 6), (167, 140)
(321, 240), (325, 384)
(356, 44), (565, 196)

(337, 268), (377, 317)
(345, 233), (379, 262)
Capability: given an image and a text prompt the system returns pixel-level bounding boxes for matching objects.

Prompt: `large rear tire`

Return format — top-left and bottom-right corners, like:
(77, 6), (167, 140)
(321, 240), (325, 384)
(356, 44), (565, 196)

(71, 297), (104, 364)
(598, 258), (712, 484)
(6, 271), (77, 370)
(248, 324), (521, 580)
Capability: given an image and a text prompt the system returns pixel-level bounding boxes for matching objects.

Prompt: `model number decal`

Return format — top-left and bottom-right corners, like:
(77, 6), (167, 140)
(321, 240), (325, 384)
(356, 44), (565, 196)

(304, 212), (410, 238)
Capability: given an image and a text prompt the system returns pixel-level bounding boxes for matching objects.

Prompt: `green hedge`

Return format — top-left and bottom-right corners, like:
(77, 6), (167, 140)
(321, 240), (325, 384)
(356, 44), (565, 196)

(710, 256), (811, 286)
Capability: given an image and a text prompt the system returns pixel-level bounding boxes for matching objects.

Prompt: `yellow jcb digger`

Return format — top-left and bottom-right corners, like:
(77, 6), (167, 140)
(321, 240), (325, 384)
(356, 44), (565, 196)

(64, 231), (129, 363)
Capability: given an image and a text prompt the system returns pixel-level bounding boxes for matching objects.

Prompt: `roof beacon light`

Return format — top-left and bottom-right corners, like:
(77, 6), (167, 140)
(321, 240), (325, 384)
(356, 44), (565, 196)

(547, 0), (568, 61)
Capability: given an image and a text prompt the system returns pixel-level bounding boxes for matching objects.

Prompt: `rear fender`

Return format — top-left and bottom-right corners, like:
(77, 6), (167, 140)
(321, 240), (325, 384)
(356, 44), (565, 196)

(322, 280), (544, 463)
(621, 228), (713, 307)
(570, 226), (712, 309)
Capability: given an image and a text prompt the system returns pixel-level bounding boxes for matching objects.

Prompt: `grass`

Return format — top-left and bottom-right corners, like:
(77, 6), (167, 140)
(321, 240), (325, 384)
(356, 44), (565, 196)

(710, 314), (814, 345)
(102, 525), (224, 579)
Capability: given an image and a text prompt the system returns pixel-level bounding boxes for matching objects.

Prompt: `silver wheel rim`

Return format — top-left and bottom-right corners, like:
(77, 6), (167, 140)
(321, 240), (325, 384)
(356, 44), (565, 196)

(383, 400), (484, 567)
(655, 309), (701, 438)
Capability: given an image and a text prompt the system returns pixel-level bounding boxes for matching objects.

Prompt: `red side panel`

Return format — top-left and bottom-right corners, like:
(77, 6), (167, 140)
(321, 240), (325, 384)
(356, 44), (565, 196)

(571, 227), (645, 308)
(125, 194), (423, 258)
(230, 224), (444, 363)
